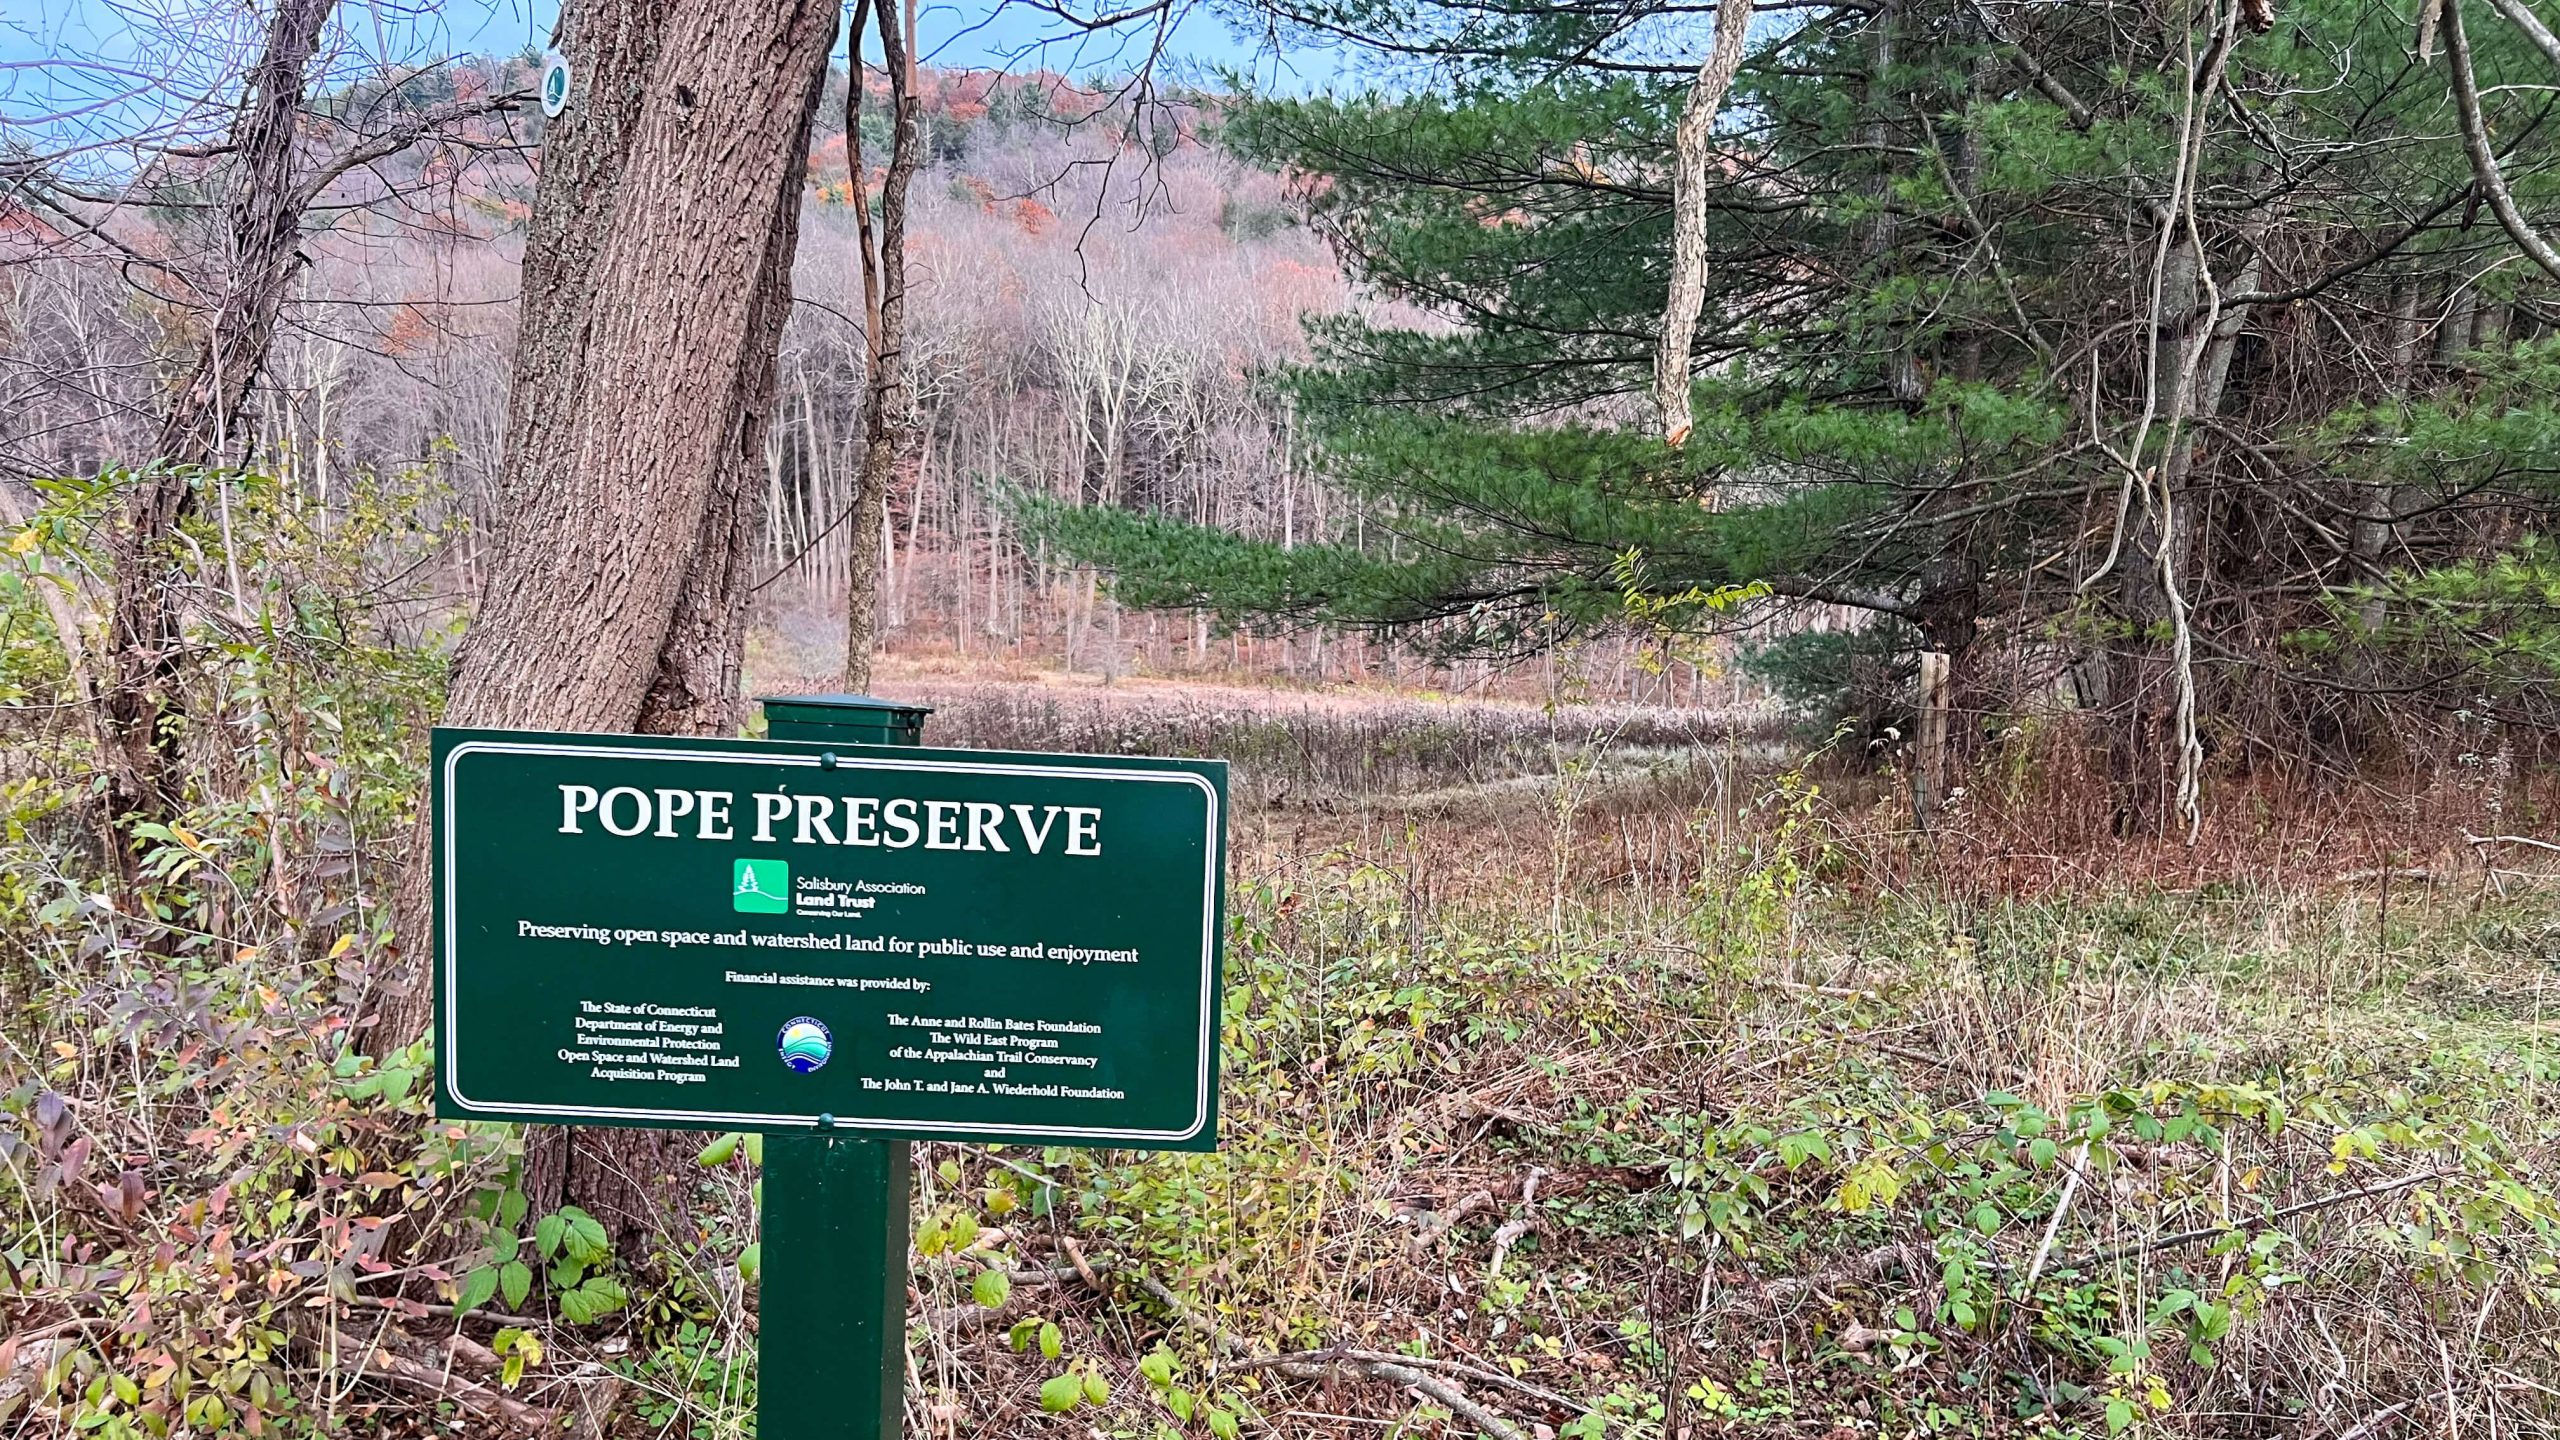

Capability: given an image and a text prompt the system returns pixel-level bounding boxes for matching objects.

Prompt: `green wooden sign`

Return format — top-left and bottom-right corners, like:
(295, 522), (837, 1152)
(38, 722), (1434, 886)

(432, 727), (1225, 1149)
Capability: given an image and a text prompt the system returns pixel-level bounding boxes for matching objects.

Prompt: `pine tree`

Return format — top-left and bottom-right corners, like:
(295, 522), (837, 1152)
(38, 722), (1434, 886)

(1025, 0), (2560, 819)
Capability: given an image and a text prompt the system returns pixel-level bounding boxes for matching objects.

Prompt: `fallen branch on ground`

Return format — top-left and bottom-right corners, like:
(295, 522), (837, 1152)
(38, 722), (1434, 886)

(1408, 1188), (1495, 1252)
(922, 1258), (1116, 1335)
(564, 1365), (627, 1440)
(345, 1294), (546, 1330)
(1116, 1267), (1537, 1440)
(2465, 831), (2560, 856)
(1399, 1164), (1666, 1213)
(1851, 1034), (2032, 1086)
(359, 1339), (552, 1431)
(1747, 1241), (1921, 1309)
(2042, 1169), (2447, 1276)
(1230, 1345), (1586, 1416)
(1776, 979), (1882, 1002)
(2024, 1139), (2094, 1287)
(1487, 1167), (1544, 1275)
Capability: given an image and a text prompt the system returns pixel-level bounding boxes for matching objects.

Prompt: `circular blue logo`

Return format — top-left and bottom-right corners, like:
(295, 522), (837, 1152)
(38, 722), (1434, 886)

(777, 1017), (832, 1073)
(539, 50), (572, 118)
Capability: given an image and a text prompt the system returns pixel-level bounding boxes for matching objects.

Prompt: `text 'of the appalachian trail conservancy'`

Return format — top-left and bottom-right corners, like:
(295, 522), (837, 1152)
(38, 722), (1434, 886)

(431, 729), (1226, 1149)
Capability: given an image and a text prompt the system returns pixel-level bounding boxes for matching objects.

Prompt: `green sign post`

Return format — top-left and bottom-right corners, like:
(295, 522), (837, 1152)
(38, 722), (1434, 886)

(432, 695), (1226, 1437)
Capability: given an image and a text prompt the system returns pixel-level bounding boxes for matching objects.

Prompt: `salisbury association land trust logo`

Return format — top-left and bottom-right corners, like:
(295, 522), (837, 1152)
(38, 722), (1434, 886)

(733, 858), (789, 914)
(777, 1017), (832, 1073)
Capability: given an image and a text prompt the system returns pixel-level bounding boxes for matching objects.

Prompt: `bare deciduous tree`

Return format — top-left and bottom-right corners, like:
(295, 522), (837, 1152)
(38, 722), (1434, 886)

(1651, 0), (1754, 446)
(100, 0), (339, 860)
(5, 0), (531, 879)
(842, 0), (925, 693)
(2446, 0), (2560, 284)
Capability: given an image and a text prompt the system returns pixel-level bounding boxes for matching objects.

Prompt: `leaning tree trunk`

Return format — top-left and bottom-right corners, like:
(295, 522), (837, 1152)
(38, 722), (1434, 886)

(1649, 0), (1754, 447)
(840, 0), (922, 693)
(375, 0), (837, 1241)
(100, 0), (336, 866)
(2106, 231), (2195, 840)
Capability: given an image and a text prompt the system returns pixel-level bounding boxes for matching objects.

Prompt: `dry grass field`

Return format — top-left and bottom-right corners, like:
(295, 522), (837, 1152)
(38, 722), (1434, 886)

(8, 651), (2560, 1440)
(745, 657), (2560, 1439)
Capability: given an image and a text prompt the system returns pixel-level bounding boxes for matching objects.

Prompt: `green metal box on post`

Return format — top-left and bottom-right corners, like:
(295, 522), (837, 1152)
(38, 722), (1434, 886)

(758, 694), (931, 1440)
(760, 694), (931, 749)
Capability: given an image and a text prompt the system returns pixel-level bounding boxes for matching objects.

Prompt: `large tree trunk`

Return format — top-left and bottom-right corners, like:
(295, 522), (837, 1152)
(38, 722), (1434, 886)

(99, 0), (336, 865)
(840, 0), (922, 693)
(376, 0), (836, 1241)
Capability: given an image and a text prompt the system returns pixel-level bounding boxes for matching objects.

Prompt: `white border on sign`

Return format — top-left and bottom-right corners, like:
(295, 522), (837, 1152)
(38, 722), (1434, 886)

(440, 739), (1221, 1142)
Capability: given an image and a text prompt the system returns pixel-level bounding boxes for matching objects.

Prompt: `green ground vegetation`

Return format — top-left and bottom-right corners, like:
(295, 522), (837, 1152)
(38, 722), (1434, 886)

(2, 479), (2553, 1434)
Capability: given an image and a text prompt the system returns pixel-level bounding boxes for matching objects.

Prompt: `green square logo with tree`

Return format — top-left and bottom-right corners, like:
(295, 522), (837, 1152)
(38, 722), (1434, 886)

(732, 858), (789, 914)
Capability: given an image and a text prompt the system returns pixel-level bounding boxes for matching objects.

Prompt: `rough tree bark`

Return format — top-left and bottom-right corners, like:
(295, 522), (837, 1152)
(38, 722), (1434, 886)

(375, 0), (837, 1239)
(841, 0), (923, 692)
(100, 0), (336, 859)
(1650, 0), (1754, 447)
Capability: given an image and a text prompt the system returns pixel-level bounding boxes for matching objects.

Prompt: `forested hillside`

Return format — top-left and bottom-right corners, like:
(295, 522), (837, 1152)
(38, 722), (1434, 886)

(5, 63), (1368, 680)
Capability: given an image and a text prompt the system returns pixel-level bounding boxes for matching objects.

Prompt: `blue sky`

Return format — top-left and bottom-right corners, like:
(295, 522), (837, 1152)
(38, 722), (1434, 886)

(1, 0), (555, 71)
(5, 0), (1341, 117)
(2, 0), (1340, 162)
(2, 0), (549, 163)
